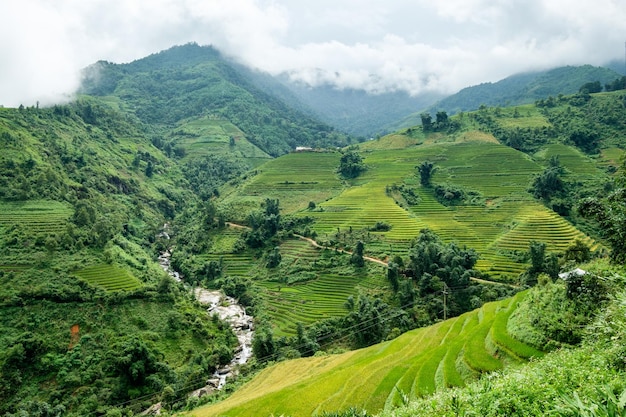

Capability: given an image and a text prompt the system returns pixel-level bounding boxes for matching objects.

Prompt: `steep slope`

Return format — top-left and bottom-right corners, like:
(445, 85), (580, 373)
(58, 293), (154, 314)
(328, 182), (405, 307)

(395, 65), (621, 128)
(80, 43), (351, 156)
(183, 292), (542, 417)
(0, 101), (237, 416)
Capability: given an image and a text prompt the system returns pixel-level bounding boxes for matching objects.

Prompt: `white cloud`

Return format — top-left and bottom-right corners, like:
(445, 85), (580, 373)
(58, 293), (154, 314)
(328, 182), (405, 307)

(1, 0), (625, 107)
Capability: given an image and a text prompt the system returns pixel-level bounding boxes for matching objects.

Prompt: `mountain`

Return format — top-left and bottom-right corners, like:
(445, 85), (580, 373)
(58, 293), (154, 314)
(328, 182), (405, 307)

(274, 81), (444, 137)
(3, 41), (626, 417)
(80, 43), (351, 156)
(431, 65), (621, 113)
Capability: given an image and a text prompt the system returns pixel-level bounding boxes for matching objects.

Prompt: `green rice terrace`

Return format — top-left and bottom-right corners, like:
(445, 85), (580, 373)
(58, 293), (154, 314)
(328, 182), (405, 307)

(183, 291), (543, 417)
(0, 200), (73, 237)
(74, 264), (143, 291)
(2, 59), (625, 417)
(222, 135), (599, 283)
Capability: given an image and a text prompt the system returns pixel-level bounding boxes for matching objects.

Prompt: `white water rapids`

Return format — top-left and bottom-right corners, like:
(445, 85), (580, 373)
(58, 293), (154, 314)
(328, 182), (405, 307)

(157, 231), (254, 394)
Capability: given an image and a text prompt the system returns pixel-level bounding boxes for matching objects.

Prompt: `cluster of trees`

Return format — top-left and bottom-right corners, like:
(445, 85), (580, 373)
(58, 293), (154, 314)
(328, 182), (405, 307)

(420, 111), (459, 133)
(337, 148), (366, 179)
(529, 156), (571, 214)
(180, 155), (248, 201)
(579, 160), (626, 263)
(580, 76), (626, 93)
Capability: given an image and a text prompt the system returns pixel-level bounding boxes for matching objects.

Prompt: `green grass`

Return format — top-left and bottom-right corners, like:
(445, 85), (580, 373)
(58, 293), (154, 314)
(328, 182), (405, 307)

(184, 292), (538, 417)
(259, 240), (387, 336)
(0, 200), (73, 235)
(74, 264), (142, 291)
(172, 116), (272, 167)
(221, 151), (344, 215)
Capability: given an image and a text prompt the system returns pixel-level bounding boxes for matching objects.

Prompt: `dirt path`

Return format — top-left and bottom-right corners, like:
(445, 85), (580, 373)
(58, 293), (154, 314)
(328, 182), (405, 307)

(226, 222), (515, 286)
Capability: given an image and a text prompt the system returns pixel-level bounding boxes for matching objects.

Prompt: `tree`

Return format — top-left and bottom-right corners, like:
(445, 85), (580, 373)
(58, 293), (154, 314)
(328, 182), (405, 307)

(295, 323), (319, 357)
(435, 111), (449, 129)
(252, 327), (276, 361)
(343, 295), (388, 348)
(579, 81), (602, 94)
(110, 336), (165, 387)
(337, 148), (365, 179)
(266, 246), (282, 268)
(406, 229), (479, 320)
(528, 241), (547, 277)
(351, 240), (365, 267)
(145, 160), (154, 177)
(420, 113), (433, 131)
(387, 261), (400, 292)
(530, 159), (566, 201)
(579, 188), (626, 263)
(564, 239), (591, 263)
(569, 127), (600, 154)
(417, 161), (436, 187)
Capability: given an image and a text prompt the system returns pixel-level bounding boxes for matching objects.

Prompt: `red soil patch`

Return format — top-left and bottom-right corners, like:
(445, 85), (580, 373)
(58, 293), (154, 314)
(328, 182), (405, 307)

(69, 324), (80, 349)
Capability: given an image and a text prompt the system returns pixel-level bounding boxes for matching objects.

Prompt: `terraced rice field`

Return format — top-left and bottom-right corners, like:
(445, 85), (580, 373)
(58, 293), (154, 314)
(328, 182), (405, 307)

(259, 239), (387, 336)
(535, 143), (604, 178)
(186, 291), (542, 417)
(298, 141), (597, 280)
(173, 117), (272, 166)
(224, 151), (344, 213)
(74, 264), (142, 291)
(199, 252), (258, 278)
(0, 200), (73, 235)
(493, 203), (598, 252)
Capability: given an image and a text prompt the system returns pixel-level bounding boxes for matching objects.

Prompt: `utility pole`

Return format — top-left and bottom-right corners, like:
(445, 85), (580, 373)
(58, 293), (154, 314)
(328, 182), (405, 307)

(442, 282), (449, 321)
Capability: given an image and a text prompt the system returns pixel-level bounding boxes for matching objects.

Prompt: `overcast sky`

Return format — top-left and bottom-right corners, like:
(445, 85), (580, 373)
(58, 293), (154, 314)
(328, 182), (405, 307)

(1, 0), (625, 107)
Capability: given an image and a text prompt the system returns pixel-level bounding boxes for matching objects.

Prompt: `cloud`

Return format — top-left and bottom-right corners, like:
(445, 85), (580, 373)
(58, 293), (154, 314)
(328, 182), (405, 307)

(1, 0), (625, 107)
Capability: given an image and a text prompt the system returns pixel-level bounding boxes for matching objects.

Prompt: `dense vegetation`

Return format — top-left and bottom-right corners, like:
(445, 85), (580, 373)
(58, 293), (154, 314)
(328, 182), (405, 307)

(2, 42), (626, 417)
(80, 43), (351, 157)
(0, 102), (245, 415)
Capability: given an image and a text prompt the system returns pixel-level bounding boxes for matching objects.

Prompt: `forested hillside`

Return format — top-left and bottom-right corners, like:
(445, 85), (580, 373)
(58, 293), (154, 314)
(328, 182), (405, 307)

(395, 65), (622, 129)
(2, 41), (626, 417)
(0, 101), (246, 415)
(80, 43), (351, 156)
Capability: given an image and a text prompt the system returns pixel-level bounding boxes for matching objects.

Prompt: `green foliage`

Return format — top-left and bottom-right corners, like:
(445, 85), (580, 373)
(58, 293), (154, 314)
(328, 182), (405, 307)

(81, 43), (349, 157)
(434, 183), (483, 206)
(342, 295), (401, 348)
(266, 246), (282, 268)
(181, 154), (248, 201)
(416, 161), (436, 187)
(508, 277), (610, 350)
(564, 239), (592, 263)
(579, 186), (626, 263)
(407, 229), (479, 321)
(579, 80), (603, 94)
(243, 198), (282, 248)
(350, 240), (365, 267)
(420, 111), (458, 133)
(530, 156), (567, 201)
(252, 326), (276, 362)
(337, 148), (366, 179)
(606, 76), (626, 92)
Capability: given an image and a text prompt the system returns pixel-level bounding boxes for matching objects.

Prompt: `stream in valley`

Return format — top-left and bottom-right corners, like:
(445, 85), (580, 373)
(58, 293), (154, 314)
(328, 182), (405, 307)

(157, 238), (254, 394)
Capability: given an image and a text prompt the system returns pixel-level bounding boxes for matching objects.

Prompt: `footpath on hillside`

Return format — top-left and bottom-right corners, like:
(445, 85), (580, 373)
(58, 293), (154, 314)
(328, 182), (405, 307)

(225, 222), (515, 287)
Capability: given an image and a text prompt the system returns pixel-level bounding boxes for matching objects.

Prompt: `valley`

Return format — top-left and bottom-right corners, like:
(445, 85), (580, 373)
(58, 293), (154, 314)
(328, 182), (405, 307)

(1, 43), (626, 417)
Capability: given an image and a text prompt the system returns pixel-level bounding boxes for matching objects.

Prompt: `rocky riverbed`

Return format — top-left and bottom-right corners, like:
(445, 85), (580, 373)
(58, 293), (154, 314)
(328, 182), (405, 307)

(156, 243), (254, 397)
